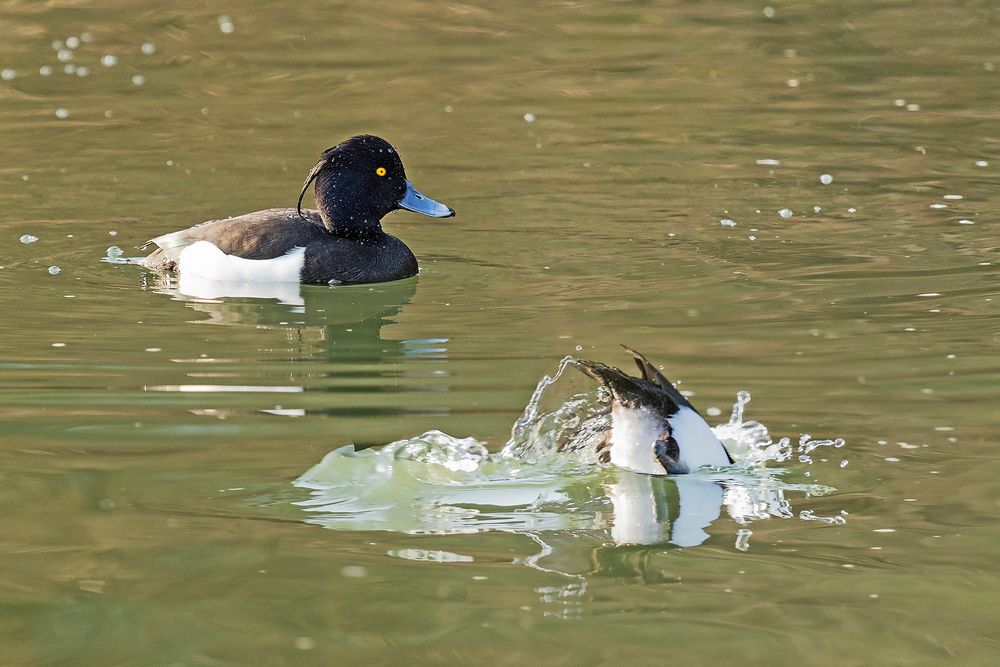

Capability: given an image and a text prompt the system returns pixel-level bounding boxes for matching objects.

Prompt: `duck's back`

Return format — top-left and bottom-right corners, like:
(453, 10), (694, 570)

(141, 208), (418, 285)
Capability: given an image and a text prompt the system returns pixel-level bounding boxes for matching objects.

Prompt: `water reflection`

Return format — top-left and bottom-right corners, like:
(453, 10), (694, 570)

(147, 271), (417, 332)
(291, 417), (838, 563)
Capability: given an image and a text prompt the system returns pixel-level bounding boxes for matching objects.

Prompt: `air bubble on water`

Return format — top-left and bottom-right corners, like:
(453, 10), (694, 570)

(786, 78), (799, 88)
(756, 158), (780, 166)
(66, 36), (81, 49)
(55, 108), (69, 119)
(104, 110), (114, 118)
(820, 173), (833, 185)
(763, 6), (775, 18)
(1, 69), (15, 81)
(109, 230), (118, 237)
(523, 112), (536, 123)
(720, 218), (736, 227)
(218, 16), (235, 34)
(131, 74), (146, 86)
(575, 345), (582, 351)
(778, 208), (793, 218)
(894, 98), (906, 107)
(839, 460), (848, 468)
(813, 206), (822, 213)
(57, 49), (74, 62)
(80, 32), (93, 43)
(39, 65), (53, 76)
(104, 245), (125, 263)
(63, 64), (76, 74)
(76, 66), (90, 77)
(100, 54), (118, 67)
(906, 103), (920, 111)
(847, 207), (857, 213)
(20, 234), (39, 244)
(975, 160), (988, 167)
(48, 265), (61, 275)
(929, 203), (947, 209)
(141, 42), (156, 55)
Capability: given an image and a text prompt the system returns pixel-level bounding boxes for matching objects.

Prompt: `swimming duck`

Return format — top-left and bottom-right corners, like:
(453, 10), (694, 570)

(139, 135), (454, 285)
(571, 346), (734, 475)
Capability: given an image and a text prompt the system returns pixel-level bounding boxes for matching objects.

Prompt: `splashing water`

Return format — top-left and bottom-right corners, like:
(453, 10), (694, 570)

(293, 358), (846, 549)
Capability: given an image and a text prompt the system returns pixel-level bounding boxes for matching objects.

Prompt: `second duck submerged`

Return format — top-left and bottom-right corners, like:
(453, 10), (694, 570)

(140, 135), (454, 285)
(570, 347), (734, 475)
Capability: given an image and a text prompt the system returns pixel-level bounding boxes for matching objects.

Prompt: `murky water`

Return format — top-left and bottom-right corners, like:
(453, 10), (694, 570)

(2, 2), (998, 664)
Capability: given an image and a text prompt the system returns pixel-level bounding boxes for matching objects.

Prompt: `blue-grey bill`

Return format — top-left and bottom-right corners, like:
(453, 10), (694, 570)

(397, 179), (455, 218)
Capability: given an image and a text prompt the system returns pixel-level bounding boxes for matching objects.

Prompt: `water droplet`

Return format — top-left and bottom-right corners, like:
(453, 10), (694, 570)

(66, 36), (81, 49)
(706, 406), (722, 417)
(444, 105), (453, 113)
(108, 230), (118, 237)
(20, 234), (38, 244)
(140, 42), (156, 55)
(813, 205), (822, 213)
(975, 159), (988, 167)
(720, 218), (736, 227)
(294, 637), (316, 651)
(131, 74), (146, 86)
(63, 63), (76, 74)
(906, 103), (920, 111)
(100, 54), (118, 67)
(756, 158), (780, 166)
(847, 207), (857, 213)
(340, 565), (367, 578)
(778, 208), (793, 218)
(51, 40), (64, 51)
(55, 108), (69, 119)
(820, 173), (833, 185)
(57, 49), (74, 62)
(894, 98), (906, 107)
(76, 66), (90, 77)
(39, 65), (53, 76)
(839, 459), (848, 468)
(523, 112), (536, 122)
(763, 6), (776, 18)
(48, 265), (61, 275)
(218, 16), (235, 34)
(1, 69), (16, 81)
(786, 78), (799, 88)
(80, 32), (93, 43)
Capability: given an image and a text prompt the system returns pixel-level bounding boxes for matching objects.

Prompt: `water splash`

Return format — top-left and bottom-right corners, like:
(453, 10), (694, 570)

(293, 359), (844, 551)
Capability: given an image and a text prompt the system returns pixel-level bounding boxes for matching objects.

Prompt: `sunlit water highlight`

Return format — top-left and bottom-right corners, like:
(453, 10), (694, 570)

(294, 358), (846, 557)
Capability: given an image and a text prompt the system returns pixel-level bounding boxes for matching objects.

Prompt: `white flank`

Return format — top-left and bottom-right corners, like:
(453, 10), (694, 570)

(178, 240), (304, 283)
(667, 406), (731, 470)
(609, 404), (665, 474)
(609, 404), (730, 475)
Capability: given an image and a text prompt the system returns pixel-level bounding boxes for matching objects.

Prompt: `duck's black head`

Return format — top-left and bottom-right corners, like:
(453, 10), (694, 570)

(297, 135), (454, 236)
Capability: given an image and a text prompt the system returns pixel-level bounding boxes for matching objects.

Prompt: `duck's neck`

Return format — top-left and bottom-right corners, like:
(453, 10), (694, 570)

(314, 171), (385, 238)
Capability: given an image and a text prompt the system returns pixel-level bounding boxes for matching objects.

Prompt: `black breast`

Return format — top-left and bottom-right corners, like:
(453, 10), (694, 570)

(302, 232), (417, 284)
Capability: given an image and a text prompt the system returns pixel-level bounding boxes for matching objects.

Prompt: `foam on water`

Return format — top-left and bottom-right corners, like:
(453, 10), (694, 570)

(293, 358), (844, 548)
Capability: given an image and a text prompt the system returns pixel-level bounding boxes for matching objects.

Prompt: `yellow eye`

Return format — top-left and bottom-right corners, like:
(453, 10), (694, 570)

(375, 167), (387, 177)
